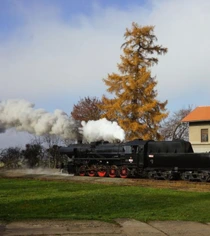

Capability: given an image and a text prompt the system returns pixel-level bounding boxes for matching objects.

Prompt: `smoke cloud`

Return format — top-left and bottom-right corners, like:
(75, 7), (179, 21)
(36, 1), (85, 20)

(0, 99), (77, 139)
(0, 99), (125, 143)
(81, 118), (125, 142)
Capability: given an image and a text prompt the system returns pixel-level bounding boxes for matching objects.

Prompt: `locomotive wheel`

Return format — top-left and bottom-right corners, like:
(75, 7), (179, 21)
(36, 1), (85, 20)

(120, 166), (129, 178)
(166, 174), (174, 181)
(199, 173), (210, 182)
(180, 172), (189, 181)
(109, 165), (118, 178)
(163, 171), (174, 181)
(97, 165), (107, 177)
(147, 172), (154, 179)
(88, 165), (97, 177)
(78, 165), (86, 176)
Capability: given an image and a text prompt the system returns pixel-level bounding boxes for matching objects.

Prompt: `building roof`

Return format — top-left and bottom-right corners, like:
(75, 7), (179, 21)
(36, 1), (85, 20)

(182, 106), (210, 122)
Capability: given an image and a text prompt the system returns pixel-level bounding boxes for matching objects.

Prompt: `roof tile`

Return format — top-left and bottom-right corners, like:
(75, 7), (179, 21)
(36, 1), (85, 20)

(182, 106), (210, 122)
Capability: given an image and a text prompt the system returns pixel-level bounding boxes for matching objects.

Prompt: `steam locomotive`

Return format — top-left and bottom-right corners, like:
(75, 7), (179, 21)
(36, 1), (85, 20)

(59, 139), (210, 182)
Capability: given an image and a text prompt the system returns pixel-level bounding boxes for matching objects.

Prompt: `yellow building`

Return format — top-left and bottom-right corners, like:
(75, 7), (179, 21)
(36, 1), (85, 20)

(182, 106), (210, 153)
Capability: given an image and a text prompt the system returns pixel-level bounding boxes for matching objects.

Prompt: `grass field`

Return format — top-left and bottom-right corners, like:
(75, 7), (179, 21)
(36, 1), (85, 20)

(1, 177), (210, 222)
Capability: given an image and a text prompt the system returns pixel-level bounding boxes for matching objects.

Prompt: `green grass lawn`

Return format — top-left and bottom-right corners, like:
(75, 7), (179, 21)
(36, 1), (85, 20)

(0, 177), (210, 222)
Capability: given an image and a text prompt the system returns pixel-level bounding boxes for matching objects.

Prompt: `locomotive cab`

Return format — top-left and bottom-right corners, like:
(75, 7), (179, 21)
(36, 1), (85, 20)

(123, 139), (150, 175)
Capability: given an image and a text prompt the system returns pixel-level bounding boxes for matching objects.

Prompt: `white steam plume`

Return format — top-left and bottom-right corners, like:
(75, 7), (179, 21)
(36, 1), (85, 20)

(81, 118), (125, 142)
(0, 99), (125, 143)
(0, 99), (77, 139)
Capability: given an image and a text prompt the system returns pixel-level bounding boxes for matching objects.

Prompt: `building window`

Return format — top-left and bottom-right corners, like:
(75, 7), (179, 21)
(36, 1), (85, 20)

(201, 129), (208, 142)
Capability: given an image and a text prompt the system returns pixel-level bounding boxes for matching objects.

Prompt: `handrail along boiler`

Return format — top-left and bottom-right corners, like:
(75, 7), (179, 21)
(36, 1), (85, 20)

(59, 139), (210, 181)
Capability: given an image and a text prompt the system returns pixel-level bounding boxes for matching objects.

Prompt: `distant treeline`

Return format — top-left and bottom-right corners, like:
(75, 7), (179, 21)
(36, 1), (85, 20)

(0, 143), (66, 169)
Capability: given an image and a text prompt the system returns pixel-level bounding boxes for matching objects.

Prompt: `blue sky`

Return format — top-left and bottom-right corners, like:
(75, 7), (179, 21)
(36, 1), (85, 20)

(0, 0), (210, 147)
(0, 0), (147, 39)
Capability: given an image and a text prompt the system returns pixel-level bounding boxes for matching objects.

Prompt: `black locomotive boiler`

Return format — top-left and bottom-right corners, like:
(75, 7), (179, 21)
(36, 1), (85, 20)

(59, 139), (210, 182)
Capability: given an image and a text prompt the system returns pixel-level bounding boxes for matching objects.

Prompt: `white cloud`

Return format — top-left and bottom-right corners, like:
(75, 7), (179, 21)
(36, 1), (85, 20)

(0, 0), (210, 147)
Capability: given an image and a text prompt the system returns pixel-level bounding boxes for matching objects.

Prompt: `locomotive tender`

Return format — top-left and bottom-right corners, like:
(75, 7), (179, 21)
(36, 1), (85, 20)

(59, 139), (210, 182)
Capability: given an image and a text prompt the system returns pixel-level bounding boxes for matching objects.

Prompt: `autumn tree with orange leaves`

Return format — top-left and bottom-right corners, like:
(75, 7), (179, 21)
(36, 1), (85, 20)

(100, 23), (168, 140)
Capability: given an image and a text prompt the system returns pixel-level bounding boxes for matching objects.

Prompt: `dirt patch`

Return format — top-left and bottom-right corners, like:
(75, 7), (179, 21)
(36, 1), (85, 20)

(1, 168), (210, 192)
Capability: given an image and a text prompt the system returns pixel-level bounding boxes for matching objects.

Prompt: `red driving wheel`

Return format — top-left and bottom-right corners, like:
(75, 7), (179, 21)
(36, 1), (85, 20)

(97, 166), (107, 177)
(109, 165), (118, 178)
(78, 165), (86, 176)
(120, 166), (129, 178)
(88, 165), (97, 177)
